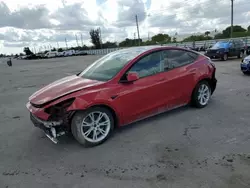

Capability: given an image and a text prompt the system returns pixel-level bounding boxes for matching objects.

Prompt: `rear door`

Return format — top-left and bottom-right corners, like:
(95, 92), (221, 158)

(161, 49), (199, 106)
(228, 41), (237, 57)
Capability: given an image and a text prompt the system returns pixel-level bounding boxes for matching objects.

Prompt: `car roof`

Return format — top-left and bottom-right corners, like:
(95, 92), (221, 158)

(108, 45), (203, 62)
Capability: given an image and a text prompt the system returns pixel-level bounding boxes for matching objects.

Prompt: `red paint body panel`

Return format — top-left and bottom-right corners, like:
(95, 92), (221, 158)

(29, 75), (104, 105)
(27, 46), (216, 127)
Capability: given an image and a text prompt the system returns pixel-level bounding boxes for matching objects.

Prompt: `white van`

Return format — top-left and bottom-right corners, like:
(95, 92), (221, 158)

(45, 51), (58, 58)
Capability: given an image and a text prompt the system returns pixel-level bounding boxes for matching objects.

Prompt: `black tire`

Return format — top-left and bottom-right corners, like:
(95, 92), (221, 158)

(221, 53), (228, 61)
(191, 81), (211, 108)
(238, 51), (244, 59)
(243, 72), (250, 75)
(71, 106), (114, 147)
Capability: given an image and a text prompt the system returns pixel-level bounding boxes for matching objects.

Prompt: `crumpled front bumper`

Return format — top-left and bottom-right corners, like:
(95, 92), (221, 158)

(27, 102), (67, 144)
(30, 113), (65, 143)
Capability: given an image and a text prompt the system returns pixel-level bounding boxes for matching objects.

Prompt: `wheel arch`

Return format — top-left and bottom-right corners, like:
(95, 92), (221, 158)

(72, 104), (120, 129)
(192, 77), (215, 98)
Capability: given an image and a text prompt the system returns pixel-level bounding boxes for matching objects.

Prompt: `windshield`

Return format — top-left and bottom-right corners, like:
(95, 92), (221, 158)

(79, 49), (144, 81)
(211, 41), (230, 49)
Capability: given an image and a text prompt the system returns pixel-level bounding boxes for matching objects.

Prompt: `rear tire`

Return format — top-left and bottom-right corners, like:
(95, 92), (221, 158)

(71, 107), (114, 147)
(238, 51), (244, 58)
(191, 81), (211, 108)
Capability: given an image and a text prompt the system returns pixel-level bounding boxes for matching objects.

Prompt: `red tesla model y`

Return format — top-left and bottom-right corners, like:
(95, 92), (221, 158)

(27, 46), (217, 147)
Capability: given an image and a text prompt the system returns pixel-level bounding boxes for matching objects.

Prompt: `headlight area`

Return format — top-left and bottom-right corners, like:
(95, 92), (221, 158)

(35, 98), (76, 144)
(44, 98), (75, 126)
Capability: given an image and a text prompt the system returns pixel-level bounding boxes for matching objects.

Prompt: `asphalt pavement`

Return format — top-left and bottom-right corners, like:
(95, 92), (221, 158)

(0, 55), (250, 188)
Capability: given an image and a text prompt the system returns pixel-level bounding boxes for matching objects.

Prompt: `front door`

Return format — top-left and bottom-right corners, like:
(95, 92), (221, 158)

(115, 51), (168, 125)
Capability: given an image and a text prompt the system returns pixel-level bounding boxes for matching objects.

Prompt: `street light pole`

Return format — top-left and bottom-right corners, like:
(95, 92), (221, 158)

(135, 15), (141, 46)
(230, 0), (234, 38)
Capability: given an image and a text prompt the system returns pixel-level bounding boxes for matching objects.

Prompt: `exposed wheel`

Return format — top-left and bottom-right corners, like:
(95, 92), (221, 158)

(191, 81), (211, 108)
(221, 53), (228, 61)
(71, 107), (114, 147)
(238, 51), (244, 58)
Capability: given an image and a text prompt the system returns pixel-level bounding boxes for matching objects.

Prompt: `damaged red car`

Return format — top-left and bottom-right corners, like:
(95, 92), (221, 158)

(27, 46), (217, 147)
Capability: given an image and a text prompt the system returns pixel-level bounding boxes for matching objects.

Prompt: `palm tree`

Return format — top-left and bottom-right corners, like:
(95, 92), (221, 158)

(204, 31), (210, 37)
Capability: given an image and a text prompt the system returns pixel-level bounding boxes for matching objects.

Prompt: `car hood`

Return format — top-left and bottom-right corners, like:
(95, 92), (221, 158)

(29, 75), (104, 105)
(244, 55), (250, 60)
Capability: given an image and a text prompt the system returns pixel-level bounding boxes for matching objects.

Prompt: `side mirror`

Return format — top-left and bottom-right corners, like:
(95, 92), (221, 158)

(127, 72), (139, 82)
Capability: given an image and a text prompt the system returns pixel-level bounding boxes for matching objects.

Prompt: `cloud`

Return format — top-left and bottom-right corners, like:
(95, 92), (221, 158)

(3, 41), (30, 48)
(0, 2), (52, 29)
(115, 0), (147, 27)
(0, 0), (250, 54)
(50, 2), (100, 30)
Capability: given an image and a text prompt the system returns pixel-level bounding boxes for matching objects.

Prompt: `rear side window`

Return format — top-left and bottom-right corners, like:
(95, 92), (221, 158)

(162, 49), (198, 70)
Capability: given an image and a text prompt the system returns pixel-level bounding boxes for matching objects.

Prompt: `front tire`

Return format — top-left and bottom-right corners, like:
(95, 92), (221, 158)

(191, 81), (211, 108)
(221, 53), (228, 61)
(71, 107), (114, 147)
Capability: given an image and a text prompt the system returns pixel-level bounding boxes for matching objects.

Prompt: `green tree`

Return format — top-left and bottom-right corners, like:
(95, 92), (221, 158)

(151, 33), (171, 43)
(51, 48), (56, 51)
(222, 25), (246, 38)
(102, 41), (118, 48)
(248, 25), (250, 32)
(204, 31), (210, 36)
(58, 48), (63, 52)
(214, 33), (225, 39)
(172, 37), (177, 43)
(89, 29), (101, 49)
(23, 47), (33, 55)
(119, 38), (142, 47)
(182, 35), (212, 42)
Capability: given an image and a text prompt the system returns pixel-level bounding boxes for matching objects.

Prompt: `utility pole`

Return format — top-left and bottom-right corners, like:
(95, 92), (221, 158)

(148, 32), (150, 41)
(75, 34), (79, 47)
(134, 32), (136, 46)
(57, 42), (59, 49)
(81, 34), (84, 47)
(65, 38), (68, 49)
(135, 15), (140, 46)
(230, 0), (234, 38)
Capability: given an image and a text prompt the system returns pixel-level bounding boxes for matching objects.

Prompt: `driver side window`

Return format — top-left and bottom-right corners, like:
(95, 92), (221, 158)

(128, 51), (162, 78)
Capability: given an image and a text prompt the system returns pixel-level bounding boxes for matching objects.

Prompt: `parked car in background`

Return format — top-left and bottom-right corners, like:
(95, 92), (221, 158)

(57, 52), (65, 57)
(27, 46), (217, 147)
(75, 50), (88, 56)
(241, 55), (250, 75)
(205, 39), (245, 61)
(64, 50), (75, 56)
(45, 51), (58, 58)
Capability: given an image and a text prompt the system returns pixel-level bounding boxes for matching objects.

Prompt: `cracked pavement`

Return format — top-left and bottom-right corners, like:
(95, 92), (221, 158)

(0, 56), (250, 188)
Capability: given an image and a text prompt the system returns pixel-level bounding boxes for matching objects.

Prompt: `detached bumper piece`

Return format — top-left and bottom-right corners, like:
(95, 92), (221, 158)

(30, 113), (66, 144)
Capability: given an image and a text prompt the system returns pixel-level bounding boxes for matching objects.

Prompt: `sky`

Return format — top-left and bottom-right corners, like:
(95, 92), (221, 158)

(0, 0), (250, 54)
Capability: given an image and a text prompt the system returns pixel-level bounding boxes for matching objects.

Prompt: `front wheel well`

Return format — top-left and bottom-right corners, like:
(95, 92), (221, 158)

(195, 78), (215, 94)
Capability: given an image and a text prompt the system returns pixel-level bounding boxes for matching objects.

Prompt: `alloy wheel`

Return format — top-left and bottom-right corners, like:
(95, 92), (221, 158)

(197, 84), (211, 106)
(80, 111), (111, 143)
